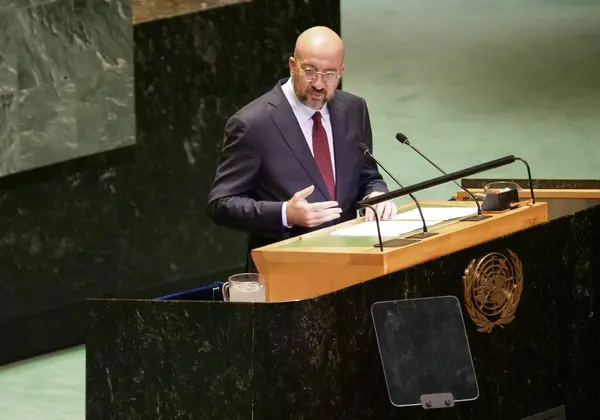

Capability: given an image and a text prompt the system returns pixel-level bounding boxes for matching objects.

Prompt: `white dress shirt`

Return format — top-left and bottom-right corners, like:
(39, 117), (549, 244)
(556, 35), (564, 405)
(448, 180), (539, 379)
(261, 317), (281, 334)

(280, 78), (337, 227)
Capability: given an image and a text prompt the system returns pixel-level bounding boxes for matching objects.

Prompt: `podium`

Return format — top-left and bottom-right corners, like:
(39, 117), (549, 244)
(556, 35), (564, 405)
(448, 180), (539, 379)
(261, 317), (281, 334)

(252, 200), (548, 302)
(86, 194), (600, 420)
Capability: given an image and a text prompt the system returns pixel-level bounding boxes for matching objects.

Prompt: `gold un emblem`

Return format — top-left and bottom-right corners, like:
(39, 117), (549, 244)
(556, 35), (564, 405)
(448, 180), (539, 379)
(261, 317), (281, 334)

(462, 250), (523, 333)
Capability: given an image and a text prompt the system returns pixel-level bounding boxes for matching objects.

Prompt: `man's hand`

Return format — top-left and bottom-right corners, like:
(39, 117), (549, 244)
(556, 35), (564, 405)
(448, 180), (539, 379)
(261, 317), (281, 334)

(286, 185), (342, 228)
(364, 191), (397, 222)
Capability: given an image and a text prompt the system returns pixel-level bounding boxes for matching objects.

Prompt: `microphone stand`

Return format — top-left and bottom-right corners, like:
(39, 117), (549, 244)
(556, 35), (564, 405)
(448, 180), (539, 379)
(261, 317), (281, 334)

(361, 147), (437, 240)
(363, 204), (383, 252)
(515, 157), (536, 204)
(398, 135), (491, 222)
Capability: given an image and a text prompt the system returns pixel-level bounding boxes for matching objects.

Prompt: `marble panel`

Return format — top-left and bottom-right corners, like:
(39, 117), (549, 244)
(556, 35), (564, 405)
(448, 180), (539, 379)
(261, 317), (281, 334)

(0, 12), (17, 95)
(15, 0), (76, 91)
(86, 300), (255, 420)
(0, 0), (135, 177)
(0, 0), (56, 11)
(72, 0), (133, 79)
(0, 93), (18, 171)
(75, 71), (134, 158)
(15, 82), (77, 169)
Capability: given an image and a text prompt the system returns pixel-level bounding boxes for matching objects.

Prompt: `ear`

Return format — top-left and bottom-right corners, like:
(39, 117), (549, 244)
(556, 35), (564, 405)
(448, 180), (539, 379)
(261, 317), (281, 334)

(289, 56), (296, 77)
(340, 63), (345, 75)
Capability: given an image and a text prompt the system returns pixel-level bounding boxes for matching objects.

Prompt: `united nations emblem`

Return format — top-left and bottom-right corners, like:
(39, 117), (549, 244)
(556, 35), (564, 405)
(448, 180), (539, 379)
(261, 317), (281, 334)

(462, 250), (523, 333)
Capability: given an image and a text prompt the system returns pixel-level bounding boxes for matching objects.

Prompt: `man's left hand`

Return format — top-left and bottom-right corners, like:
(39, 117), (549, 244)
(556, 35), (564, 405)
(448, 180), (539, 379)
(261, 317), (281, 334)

(364, 191), (397, 222)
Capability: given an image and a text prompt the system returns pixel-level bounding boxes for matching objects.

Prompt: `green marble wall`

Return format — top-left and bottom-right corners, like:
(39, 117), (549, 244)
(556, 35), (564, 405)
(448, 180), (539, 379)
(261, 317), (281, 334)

(342, 0), (600, 200)
(0, 0), (134, 177)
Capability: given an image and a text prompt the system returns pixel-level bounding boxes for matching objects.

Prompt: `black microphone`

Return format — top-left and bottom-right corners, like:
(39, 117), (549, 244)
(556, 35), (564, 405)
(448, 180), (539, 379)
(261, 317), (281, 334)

(395, 133), (491, 222)
(359, 143), (437, 239)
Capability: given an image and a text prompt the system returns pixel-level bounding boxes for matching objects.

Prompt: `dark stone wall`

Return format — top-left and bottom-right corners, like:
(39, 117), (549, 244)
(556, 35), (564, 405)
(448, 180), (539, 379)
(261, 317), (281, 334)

(0, 0), (340, 364)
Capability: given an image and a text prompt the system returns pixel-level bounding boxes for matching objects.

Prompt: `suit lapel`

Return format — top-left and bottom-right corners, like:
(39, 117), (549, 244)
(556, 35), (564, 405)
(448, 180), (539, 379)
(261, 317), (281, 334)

(329, 96), (352, 203)
(269, 83), (331, 199)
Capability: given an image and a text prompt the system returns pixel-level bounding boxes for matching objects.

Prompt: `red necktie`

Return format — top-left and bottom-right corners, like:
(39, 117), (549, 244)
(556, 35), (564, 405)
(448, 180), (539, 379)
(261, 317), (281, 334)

(311, 112), (336, 199)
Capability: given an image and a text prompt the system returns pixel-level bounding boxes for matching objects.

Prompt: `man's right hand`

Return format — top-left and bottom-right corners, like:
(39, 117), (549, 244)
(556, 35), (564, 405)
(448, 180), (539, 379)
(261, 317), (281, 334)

(286, 185), (342, 228)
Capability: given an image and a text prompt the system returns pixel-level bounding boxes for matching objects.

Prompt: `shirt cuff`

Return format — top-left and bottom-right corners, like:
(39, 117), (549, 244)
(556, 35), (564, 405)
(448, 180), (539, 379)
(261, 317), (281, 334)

(282, 201), (292, 228)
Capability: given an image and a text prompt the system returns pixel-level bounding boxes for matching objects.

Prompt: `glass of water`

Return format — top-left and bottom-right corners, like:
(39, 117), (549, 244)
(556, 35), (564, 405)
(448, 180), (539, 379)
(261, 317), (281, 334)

(222, 273), (266, 303)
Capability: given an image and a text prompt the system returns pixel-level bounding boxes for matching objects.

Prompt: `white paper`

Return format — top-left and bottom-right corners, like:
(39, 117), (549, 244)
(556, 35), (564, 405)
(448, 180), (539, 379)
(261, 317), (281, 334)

(394, 206), (477, 222)
(330, 220), (441, 237)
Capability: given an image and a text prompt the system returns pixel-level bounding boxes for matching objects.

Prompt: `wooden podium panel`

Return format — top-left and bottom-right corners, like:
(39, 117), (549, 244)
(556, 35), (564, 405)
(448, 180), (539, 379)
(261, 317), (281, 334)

(252, 201), (548, 302)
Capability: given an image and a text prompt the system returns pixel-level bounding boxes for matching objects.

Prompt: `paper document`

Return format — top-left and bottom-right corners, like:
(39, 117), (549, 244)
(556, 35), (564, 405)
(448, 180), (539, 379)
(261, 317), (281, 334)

(394, 206), (477, 222)
(330, 220), (441, 237)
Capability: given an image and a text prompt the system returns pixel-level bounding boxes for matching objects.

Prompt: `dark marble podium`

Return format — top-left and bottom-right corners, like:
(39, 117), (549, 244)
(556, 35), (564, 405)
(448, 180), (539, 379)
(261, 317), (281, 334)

(86, 204), (600, 419)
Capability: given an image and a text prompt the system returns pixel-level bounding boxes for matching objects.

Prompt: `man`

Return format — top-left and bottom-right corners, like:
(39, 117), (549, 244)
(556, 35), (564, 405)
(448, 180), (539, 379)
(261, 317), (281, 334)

(207, 26), (396, 267)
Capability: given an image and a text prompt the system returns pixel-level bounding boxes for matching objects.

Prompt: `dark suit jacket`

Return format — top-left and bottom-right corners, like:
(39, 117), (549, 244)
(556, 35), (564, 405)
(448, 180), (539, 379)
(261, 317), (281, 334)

(207, 78), (388, 252)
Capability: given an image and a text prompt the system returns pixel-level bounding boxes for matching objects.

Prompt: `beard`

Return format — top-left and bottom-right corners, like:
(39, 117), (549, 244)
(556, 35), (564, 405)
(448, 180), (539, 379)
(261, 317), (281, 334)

(294, 85), (329, 109)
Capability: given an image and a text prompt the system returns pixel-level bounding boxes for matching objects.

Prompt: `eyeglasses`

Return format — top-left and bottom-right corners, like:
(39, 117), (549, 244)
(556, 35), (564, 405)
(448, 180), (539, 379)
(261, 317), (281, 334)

(298, 67), (341, 85)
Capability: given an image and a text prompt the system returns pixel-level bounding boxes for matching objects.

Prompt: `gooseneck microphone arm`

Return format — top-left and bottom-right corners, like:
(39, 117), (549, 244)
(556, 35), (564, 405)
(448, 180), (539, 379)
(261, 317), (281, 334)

(396, 133), (483, 213)
(359, 143), (435, 238)
(515, 157), (536, 204)
(362, 203), (383, 252)
(395, 133), (490, 222)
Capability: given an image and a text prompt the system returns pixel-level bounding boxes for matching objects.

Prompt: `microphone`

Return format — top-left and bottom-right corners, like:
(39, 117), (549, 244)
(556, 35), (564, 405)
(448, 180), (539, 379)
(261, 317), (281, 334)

(359, 143), (437, 239)
(395, 133), (491, 222)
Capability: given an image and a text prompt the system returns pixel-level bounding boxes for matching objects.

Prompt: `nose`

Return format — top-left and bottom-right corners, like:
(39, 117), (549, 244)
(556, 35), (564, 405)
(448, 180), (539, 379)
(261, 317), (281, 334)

(310, 74), (326, 90)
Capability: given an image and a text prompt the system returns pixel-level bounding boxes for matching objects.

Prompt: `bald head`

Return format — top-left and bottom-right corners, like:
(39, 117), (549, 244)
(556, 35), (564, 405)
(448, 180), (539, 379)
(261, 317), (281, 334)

(288, 26), (345, 109)
(294, 26), (344, 62)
